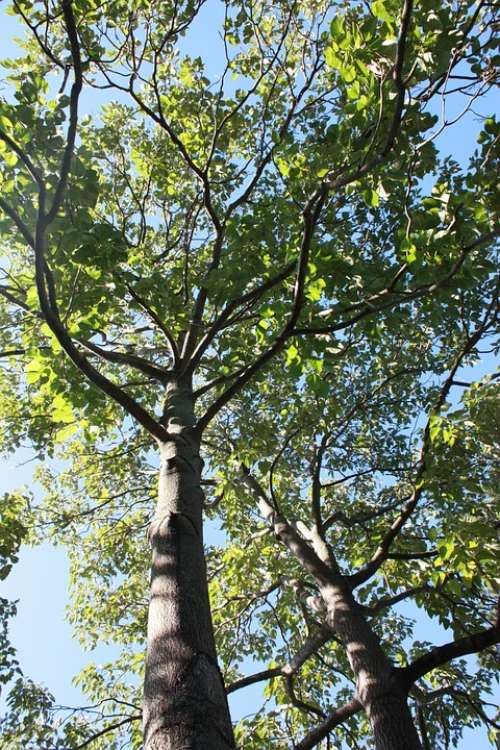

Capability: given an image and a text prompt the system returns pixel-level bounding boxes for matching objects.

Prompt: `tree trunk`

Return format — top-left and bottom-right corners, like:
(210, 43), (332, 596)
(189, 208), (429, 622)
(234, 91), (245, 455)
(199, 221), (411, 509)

(322, 583), (423, 750)
(143, 379), (235, 750)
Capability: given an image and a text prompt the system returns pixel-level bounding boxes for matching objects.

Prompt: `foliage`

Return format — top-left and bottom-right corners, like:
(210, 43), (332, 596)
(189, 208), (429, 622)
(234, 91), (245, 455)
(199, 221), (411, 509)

(0, 0), (499, 748)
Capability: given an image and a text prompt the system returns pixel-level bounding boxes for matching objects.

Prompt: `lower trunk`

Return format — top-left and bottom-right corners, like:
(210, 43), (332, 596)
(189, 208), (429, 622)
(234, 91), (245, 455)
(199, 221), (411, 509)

(322, 583), (423, 750)
(367, 691), (424, 750)
(143, 381), (235, 750)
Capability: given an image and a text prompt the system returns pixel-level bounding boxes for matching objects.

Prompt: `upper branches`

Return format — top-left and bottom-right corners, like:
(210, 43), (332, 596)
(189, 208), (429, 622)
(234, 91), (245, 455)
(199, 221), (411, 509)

(4, 0), (494, 444)
(349, 284), (499, 588)
(1, 0), (170, 441)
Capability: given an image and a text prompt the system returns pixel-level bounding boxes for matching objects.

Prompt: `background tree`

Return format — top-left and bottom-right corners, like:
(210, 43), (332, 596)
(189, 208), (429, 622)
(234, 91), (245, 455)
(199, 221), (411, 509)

(0, 0), (498, 749)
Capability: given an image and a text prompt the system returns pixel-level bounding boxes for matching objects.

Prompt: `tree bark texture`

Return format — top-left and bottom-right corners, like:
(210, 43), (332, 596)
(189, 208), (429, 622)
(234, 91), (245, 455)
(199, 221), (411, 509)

(143, 379), (235, 750)
(321, 582), (423, 750)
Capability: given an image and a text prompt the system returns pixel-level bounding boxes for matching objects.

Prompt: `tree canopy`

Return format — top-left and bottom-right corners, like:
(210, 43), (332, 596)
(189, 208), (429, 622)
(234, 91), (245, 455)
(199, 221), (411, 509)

(0, 1), (499, 749)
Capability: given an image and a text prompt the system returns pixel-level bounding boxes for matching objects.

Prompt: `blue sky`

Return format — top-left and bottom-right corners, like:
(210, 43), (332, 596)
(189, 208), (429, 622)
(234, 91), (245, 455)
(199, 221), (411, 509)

(1, 2), (498, 747)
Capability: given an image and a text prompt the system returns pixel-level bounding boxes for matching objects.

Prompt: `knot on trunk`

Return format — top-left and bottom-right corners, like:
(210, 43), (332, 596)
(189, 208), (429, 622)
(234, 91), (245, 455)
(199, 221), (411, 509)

(148, 511), (201, 546)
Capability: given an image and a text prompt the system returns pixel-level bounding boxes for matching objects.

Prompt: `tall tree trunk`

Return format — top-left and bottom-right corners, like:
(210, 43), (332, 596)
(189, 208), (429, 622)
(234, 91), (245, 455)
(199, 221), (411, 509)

(143, 379), (235, 750)
(322, 583), (423, 750)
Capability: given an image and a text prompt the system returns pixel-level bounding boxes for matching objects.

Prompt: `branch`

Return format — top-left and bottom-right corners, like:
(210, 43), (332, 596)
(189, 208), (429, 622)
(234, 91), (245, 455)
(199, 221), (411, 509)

(197, 192), (326, 431)
(224, 52), (324, 219)
(125, 282), (179, 365)
(387, 550), (437, 561)
(293, 231), (496, 336)
(187, 260), (295, 374)
(74, 715), (142, 749)
(28, 2), (169, 443)
(214, 577), (284, 630)
(77, 338), (173, 382)
(186, 0), (461, 431)
(0, 127), (45, 189)
(0, 196), (35, 247)
(0, 286), (169, 387)
(289, 192), (328, 331)
(321, 0), (414, 193)
(448, 688), (500, 730)
(400, 612), (500, 689)
(382, 0), (414, 156)
(227, 624), (332, 694)
(206, 6), (294, 174)
(0, 349), (25, 359)
(127, 65), (223, 368)
(416, 704), (432, 750)
(43, 0), (83, 224)
(349, 291), (499, 587)
(311, 433), (329, 535)
(293, 698), (362, 750)
(239, 467), (335, 587)
(0, 285), (36, 314)
(226, 666), (281, 693)
(12, 0), (66, 69)
(196, 332), (287, 430)
(321, 466), (380, 489)
(285, 674), (326, 718)
(130, 89), (221, 231)
(323, 498), (407, 532)
(366, 584), (433, 615)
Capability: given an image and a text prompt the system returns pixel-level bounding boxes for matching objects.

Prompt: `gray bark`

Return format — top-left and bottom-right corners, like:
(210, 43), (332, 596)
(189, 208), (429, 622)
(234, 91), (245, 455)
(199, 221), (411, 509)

(321, 582), (423, 750)
(248, 467), (424, 749)
(143, 379), (235, 750)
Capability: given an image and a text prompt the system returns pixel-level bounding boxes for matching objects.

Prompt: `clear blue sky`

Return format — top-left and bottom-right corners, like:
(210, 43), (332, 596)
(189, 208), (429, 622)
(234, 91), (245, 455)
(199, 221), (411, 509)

(0, 2), (498, 747)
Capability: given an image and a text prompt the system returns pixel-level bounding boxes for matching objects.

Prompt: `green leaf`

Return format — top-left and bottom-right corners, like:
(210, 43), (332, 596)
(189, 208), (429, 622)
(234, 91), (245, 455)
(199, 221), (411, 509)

(325, 47), (342, 69)
(51, 394), (75, 424)
(2, 150), (18, 168)
(363, 188), (380, 207)
(401, 237), (417, 263)
(372, 0), (392, 23)
(285, 343), (299, 365)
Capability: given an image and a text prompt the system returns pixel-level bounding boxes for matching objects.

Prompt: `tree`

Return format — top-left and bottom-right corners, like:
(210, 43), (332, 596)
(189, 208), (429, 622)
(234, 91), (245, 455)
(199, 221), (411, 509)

(0, 0), (498, 748)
